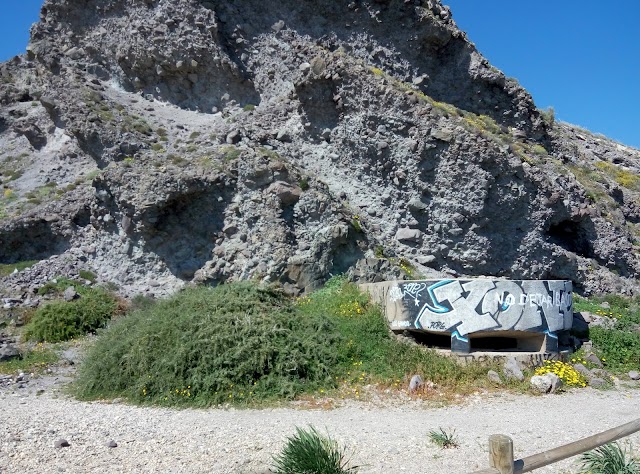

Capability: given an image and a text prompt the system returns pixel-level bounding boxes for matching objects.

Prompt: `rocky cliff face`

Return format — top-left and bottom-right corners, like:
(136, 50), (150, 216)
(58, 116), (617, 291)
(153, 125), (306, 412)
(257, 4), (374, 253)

(1, 0), (639, 298)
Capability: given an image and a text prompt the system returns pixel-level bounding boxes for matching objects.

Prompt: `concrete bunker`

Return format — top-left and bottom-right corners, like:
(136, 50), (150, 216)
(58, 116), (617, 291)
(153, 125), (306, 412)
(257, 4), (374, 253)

(362, 279), (573, 354)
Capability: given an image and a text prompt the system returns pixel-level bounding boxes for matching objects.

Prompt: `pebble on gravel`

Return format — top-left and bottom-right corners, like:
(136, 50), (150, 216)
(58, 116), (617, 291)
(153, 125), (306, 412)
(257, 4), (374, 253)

(629, 370), (640, 381)
(106, 440), (118, 448)
(54, 438), (70, 448)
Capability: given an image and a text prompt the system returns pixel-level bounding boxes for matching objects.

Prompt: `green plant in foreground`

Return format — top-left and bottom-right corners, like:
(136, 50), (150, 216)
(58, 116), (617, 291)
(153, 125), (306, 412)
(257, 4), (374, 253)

(579, 442), (639, 474)
(428, 428), (459, 449)
(272, 426), (359, 474)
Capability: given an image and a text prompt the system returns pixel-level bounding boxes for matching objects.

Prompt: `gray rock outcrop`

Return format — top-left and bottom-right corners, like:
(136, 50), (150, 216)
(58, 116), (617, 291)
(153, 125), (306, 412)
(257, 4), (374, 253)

(1, 0), (640, 298)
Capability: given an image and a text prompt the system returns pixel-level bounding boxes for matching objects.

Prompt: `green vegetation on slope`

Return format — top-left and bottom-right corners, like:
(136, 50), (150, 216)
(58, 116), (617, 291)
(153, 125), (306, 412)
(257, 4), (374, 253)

(574, 294), (640, 372)
(24, 279), (119, 343)
(72, 278), (496, 407)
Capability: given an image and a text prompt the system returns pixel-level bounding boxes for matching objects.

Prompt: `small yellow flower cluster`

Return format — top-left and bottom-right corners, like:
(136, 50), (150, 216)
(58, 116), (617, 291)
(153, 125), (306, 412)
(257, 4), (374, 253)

(593, 308), (620, 318)
(296, 295), (312, 307)
(169, 386), (192, 398)
(335, 361), (368, 399)
(535, 360), (587, 388)
(338, 300), (365, 317)
(3, 189), (13, 199)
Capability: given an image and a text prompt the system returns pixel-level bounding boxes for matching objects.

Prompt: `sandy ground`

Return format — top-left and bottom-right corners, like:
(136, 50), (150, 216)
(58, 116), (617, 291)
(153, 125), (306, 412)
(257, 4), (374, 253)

(1, 385), (639, 474)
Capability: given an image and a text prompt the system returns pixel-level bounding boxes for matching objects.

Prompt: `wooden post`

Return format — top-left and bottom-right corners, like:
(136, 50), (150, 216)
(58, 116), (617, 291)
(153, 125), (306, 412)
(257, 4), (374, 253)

(471, 418), (640, 474)
(489, 434), (514, 474)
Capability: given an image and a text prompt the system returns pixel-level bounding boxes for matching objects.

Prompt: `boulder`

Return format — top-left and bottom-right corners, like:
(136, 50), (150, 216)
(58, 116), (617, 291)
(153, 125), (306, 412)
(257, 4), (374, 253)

(530, 373), (563, 394)
(64, 286), (78, 302)
(0, 345), (20, 362)
(266, 181), (302, 206)
(395, 228), (422, 242)
(503, 356), (524, 381)
(487, 370), (502, 384)
(586, 353), (604, 368)
(530, 375), (551, 393)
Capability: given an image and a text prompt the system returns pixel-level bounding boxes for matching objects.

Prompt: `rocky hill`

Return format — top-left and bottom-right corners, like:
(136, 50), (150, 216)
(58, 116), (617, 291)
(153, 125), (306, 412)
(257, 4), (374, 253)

(1, 0), (639, 299)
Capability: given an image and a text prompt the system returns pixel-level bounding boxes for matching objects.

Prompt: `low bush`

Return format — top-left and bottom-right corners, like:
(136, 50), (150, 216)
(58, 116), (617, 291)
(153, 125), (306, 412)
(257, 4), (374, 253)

(73, 283), (341, 406)
(0, 260), (39, 277)
(0, 343), (58, 374)
(272, 426), (359, 474)
(24, 285), (118, 343)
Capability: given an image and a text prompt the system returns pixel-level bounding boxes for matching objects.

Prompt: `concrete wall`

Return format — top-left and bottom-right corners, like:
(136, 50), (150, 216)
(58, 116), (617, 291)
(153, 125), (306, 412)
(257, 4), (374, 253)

(361, 279), (573, 353)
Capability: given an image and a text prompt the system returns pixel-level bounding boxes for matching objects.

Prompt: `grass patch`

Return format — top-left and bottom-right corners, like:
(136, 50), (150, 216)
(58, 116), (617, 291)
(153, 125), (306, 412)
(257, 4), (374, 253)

(25, 280), (118, 342)
(428, 428), (459, 449)
(0, 343), (59, 375)
(220, 145), (242, 161)
(595, 161), (640, 191)
(78, 269), (97, 283)
(579, 442), (639, 474)
(272, 426), (359, 474)
(574, 294), (640, 372)
(0, 260), (39, 277)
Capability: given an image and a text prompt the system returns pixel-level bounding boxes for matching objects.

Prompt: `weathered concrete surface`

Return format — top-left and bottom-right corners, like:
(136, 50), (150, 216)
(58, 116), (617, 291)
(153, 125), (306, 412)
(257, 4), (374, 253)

(362, 279), (572, 353)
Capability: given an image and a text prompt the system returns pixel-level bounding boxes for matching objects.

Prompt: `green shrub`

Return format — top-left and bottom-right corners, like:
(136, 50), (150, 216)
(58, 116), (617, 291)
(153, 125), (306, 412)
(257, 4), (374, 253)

(590, 327), (640, 371)
(73, 283), (341, 406)
(575, 294), (640, 372)
(540, 106), (555, 127)
(272, 426), (359, 474)
(579, 442), (639, 474)
(24, 287), (117, 342)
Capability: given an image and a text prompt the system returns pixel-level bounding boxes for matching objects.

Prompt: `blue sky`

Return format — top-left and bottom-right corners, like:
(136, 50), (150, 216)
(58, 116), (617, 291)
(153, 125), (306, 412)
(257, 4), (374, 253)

(445, 0), (640, 149)
(0, 1), (638, 149)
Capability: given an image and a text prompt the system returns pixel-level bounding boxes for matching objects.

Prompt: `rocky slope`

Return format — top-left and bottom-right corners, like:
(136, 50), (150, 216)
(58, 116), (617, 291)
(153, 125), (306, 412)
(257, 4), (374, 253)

(1, 0), (639, 300)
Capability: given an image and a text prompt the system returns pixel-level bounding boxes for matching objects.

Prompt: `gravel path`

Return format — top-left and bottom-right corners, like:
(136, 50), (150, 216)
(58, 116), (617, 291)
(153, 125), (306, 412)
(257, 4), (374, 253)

(1, 386), (639, 474)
